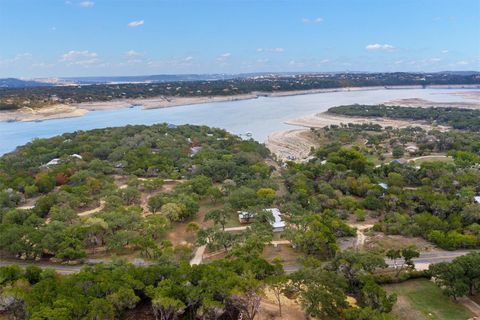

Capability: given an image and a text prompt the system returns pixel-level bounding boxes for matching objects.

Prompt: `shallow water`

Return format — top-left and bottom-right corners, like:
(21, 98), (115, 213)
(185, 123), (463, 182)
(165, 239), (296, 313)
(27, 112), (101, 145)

(0, 88), (478, 155)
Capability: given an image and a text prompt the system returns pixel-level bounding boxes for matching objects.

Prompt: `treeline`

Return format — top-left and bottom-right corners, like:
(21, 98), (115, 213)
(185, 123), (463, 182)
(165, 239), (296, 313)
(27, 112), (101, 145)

(284, 125), (480, 250)
(0, 124), (274, 261)
(328, 104), (480, 131)
(1, 72), (479, 110)
(429, 252), (480, 300)
(0, 249), (400, 320)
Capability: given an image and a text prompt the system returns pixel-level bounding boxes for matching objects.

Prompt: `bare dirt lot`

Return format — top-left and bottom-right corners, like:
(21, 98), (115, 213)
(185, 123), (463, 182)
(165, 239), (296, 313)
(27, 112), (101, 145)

(265, 129), (318, 161)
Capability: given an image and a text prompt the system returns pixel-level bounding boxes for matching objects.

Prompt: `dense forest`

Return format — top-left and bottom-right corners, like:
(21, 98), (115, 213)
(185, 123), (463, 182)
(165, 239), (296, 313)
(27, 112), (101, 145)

(328, 104), (480, 131)
(284, 124), (480, 250)
(1, 122), (480, 319)
(1, 72), (479, 110)
(0, 123), (403, 319)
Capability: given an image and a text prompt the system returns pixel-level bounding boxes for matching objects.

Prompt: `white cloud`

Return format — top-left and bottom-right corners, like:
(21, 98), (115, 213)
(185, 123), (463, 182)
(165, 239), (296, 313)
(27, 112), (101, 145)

(61, 50), (99, 66)
(394, 60), (404, 64)
(319, 59), (330, 64)
(14, 53), (32, 60)
(125, 50), (142, 57)
(128, 20), (144, 27)
(123, 50), (144, 65)
(456, 60), (469, 65)
(366, 43), (395, 51)
(0, 52), (33, 66)
(441, 50), (449, 54)
(256, 58), (270, 64)
(216, 53), (231, 64)
(32, 62), (54, 68)
(302, 17), (323, 24)
(288, 59), (305, 67)
(256, 47), (284, 53)
(79, 1), (94, 8)
(184, 56), (193, 62)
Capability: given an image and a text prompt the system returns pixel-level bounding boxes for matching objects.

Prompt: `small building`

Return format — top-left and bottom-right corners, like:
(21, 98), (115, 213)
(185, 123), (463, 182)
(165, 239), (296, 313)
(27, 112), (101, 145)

(475, 196), (480, 204)
(190, 146), (202, 156)
(238, 208), (286, 232)
(390, 159), (407, 165)
(44, 158), (60, 167)
(405, 145), (419, 154)
(70, 154), (83, 160)
(378, 183), (389, 190)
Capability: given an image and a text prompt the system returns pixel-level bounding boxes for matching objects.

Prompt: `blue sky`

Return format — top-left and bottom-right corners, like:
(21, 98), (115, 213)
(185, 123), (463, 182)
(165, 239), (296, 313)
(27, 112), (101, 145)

(0, 0), (479, 78)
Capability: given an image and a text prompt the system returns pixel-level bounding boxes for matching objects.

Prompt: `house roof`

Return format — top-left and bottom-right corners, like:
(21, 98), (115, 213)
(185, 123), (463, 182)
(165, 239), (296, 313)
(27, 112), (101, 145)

(378, 183), (389, 190)
(238, 208), (286, 229)
(475, 196), (480, 204)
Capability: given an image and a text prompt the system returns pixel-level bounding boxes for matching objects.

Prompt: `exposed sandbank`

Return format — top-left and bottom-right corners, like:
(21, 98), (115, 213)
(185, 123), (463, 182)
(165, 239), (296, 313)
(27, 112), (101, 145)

(0, 104), (88, 122)
(1, 84), (478, 123)
(267, 112), (448, 161)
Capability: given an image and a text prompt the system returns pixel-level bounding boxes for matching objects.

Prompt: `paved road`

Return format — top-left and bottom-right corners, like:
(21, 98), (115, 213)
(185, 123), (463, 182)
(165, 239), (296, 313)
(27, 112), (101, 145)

(386, 250), (477, 270)
(3, 249), (477, 275)
(0, 259), (82, 274)
(189, 245), (207, 265)
(224, 226), (248, 232)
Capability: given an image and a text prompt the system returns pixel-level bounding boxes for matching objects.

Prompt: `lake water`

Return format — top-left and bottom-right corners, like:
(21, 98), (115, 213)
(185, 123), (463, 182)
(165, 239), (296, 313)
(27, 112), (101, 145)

(1, 88), (479, 155)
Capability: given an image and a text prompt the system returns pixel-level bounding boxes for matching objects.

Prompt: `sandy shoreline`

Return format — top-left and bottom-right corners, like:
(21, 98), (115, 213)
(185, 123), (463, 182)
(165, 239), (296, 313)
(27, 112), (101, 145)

(0, 94), (259, 122)
(1, 84), (479, 123)
(286, 112), (444, 131)
(265, 129), (318, 161)
(267, 112), (450, 161)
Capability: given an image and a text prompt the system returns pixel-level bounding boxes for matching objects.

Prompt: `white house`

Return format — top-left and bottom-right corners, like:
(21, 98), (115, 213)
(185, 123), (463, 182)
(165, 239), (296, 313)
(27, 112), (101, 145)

(378, 183), (389, 190)
(238, 208), (286, 232)
(44, 158), (60, 167)
(474, 196), (480, 204)
(405, 145), (419, 154)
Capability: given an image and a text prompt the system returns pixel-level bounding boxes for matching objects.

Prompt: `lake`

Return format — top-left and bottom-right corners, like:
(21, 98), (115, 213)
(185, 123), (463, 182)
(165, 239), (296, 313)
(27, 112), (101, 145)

(1, 88), (479, 155)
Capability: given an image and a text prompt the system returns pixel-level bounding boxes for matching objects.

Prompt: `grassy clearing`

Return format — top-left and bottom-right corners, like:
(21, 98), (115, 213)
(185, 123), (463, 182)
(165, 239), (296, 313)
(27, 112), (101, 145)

(408, 155), (454, 165)
(384, 279), (475, 320)
(364, 233), (436, 254)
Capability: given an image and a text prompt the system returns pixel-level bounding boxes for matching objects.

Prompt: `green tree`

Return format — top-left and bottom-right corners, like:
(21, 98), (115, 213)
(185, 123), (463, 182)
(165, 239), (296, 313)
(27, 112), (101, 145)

(429, 262), (469, 300)
(204, 208), (230, 231)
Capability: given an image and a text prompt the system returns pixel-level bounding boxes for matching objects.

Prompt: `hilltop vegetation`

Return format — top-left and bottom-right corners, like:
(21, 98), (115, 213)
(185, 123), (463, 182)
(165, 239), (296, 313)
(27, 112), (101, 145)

(0, 122), (479, 319)
(0, 123), (403, 320)
(0, 124), (273, 261)
(284, 124), (480, 250)
(328, 104), (480, 131)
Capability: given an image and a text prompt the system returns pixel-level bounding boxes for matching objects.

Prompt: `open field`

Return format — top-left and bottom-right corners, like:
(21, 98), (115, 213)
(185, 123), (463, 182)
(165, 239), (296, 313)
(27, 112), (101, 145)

(384, 279), (476, 320)
(409, 155), (454, 164)
(365, 233), (438, 253)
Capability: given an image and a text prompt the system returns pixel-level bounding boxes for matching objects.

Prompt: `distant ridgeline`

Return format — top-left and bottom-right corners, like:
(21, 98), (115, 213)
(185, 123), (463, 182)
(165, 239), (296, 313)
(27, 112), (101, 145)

(328, 104), (480, 131)
(0, 72), (479, 110)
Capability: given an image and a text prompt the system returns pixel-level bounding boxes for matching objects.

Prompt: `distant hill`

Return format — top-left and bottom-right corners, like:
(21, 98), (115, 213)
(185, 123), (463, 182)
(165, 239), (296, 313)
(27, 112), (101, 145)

(437, 71), (480, 76)
(0, 78), (50, 88)
(58, 74), (241, 84)
(2, 71), (479, 88)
